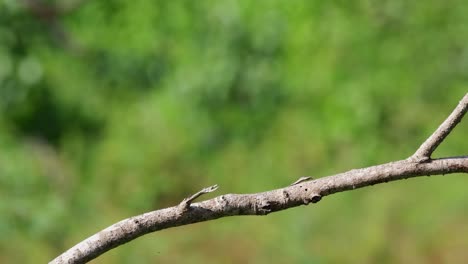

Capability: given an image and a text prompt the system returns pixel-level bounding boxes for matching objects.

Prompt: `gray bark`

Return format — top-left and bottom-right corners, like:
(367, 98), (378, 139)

(50, 93), (468, 264)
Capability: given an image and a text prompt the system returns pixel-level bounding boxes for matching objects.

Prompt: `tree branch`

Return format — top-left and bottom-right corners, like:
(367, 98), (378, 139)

(50, 93), (468, 264)
(409, 93), (468, 162)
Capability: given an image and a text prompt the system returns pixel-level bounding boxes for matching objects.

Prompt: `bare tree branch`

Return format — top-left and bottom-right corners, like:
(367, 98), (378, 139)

(410, 93), (468, 162)
(50, 93), (468, 264)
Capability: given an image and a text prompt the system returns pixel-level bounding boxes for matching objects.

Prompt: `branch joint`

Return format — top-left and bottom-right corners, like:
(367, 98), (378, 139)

(178, 185), (219, 213)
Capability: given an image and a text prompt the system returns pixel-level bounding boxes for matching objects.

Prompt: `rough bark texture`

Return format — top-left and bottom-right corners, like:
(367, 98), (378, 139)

(50, 93), (468, 264)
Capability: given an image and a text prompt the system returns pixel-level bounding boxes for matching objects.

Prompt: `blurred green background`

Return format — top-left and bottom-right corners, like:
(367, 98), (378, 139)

(1, 1), (468, 263)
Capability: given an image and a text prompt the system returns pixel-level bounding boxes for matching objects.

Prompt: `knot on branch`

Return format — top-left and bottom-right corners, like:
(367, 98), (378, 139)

(216, 195), (229, 207)
(255, 200), (273, 215)
(282, 190), (290, 203)
(311, 194), (322, 203)
(302, 193), (322, 205)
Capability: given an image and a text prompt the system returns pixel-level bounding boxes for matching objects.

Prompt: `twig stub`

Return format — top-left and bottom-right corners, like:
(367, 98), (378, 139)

(178, 184), (219, 213)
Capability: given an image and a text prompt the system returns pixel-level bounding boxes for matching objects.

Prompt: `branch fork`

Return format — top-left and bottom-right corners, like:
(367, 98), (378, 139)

(50, 93), (468, 264)
(409, 93), (468, 163)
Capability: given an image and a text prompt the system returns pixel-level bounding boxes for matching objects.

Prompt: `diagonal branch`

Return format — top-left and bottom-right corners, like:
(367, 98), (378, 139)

(50, 93), (468, 264)
(410, 93), (468, 162)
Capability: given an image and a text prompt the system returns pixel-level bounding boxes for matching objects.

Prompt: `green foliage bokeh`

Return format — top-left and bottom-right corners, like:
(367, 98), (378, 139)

(1, 1), (467, 263)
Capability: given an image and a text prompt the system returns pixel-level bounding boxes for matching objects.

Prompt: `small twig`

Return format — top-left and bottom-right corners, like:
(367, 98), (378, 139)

(289, 176), (313, 186)
(410, 93), (468, 162)
(178, 185), (219, 212)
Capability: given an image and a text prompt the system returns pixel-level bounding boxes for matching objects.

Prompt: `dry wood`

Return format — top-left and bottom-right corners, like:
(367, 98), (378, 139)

(50, 93), (468, 264)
